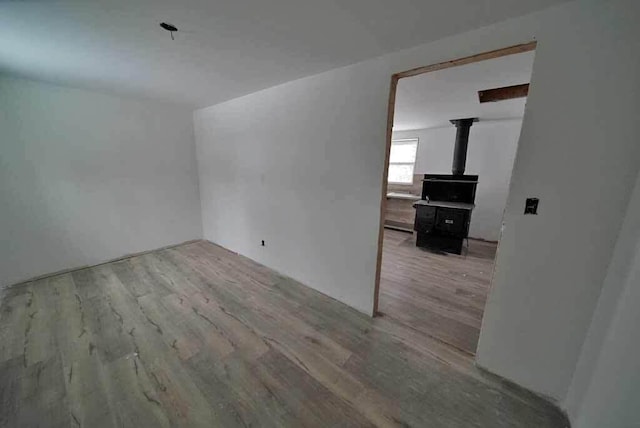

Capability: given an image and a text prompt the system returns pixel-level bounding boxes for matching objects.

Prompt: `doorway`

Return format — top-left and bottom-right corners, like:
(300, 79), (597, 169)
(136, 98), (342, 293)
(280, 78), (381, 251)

(373, 42), (536, 356)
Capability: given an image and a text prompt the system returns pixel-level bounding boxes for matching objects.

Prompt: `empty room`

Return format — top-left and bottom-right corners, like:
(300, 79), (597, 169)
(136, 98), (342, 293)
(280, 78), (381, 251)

(1, 1), (639, 427)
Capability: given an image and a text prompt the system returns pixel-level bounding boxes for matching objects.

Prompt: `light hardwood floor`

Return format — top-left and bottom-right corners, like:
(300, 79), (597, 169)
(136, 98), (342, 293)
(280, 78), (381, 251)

(380, 229), (497, 355)
(0, 240), (567, 427)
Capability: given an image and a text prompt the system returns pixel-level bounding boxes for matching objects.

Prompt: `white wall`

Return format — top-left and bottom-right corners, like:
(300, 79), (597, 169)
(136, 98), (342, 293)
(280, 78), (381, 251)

(475, 0), (640, 401)
(571, 235), (640, 427)
(194, 67), (384, 315)
(393, 119), (522, 241)
(0, 75), (202, 287)
(563, 169), (640, 426)
(194, 0), (640, 403)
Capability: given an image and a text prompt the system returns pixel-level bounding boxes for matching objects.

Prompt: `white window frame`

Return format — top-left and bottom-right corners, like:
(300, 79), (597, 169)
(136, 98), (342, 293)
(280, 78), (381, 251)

(387, 138), (419, 185)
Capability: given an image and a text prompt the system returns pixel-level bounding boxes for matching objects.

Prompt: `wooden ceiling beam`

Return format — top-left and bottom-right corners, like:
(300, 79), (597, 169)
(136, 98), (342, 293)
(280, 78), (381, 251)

(478, 83), (529, 103)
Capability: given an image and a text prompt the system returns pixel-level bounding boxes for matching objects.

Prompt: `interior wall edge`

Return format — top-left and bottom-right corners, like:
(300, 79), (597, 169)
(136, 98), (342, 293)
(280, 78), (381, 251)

(203, 238), (376, 317)
(1, 239), (204, 290)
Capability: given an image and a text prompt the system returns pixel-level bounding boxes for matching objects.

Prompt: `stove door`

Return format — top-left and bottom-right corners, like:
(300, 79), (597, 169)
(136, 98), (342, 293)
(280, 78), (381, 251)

(434, 208), (468, 237)
(414, 205), (436, 233)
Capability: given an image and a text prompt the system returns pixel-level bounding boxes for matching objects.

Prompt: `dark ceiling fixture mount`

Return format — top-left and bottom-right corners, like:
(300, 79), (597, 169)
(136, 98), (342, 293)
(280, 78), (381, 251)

(160, 22), (178, 40)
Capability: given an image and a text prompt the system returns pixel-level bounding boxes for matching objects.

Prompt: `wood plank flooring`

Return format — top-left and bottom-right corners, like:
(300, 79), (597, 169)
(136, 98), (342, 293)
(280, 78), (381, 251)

(380, 229), (497, 355)
(0, 240), (567, 427)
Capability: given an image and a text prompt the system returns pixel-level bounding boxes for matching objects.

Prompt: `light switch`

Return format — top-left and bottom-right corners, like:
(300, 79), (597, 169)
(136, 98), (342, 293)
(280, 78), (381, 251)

(524, 198), (539, 215)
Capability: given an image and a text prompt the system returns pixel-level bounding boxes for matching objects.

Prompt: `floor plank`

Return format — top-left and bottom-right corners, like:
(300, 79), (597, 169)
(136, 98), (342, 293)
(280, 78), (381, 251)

(380, 228), (496, 354)
(0, 239), (567, 427)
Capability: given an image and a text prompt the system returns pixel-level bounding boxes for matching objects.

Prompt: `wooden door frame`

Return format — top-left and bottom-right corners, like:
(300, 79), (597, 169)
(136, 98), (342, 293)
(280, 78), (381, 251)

(372, 41), (537, 316)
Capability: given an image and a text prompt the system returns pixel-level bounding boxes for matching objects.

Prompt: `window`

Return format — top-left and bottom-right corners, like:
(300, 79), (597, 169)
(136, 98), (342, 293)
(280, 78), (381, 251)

(388, 138), (418, 184)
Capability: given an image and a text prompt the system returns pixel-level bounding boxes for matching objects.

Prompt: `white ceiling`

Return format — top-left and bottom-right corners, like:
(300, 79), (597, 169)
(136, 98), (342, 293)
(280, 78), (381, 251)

(393, 51), (535, 131)
(0, 1), (564, 108)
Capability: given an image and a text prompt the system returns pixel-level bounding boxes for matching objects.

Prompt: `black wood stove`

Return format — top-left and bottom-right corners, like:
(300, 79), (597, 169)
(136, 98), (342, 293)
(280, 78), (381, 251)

(413, 118), (478, 254)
